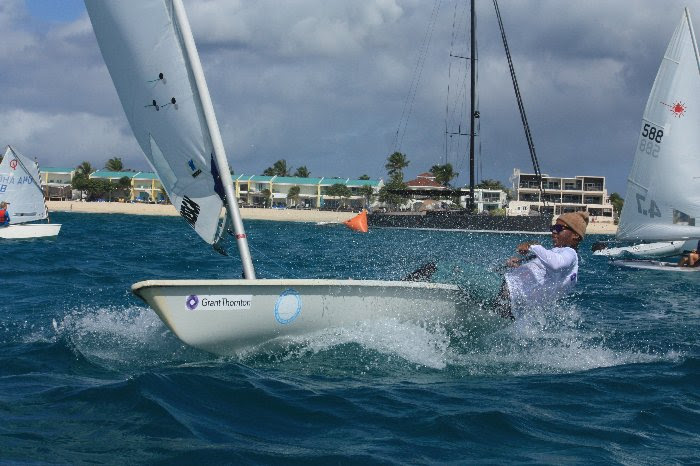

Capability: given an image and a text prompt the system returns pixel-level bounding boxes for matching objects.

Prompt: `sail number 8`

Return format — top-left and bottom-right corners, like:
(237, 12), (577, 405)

(636, 193), (661, 218)
(639, 124), (664, 158)
(641, 123), (663, 143)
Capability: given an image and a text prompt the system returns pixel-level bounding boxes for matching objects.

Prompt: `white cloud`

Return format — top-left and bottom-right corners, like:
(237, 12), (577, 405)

(0, 109), (142, 170)
(0, 0), (693, 192)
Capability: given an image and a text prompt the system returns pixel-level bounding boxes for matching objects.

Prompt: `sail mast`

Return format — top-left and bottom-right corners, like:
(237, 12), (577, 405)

(171, 0), (256, 279)
(468, 0), (477, 211)
(686, 8), (700, 75)
(492, 0), (546, 209)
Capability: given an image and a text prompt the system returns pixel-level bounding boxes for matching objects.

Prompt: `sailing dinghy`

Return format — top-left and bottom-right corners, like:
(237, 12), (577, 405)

(593, 240), (687, 258)
(612, 259), (700, 273)
(0, 146), (61, 239)
(85, 0), (465, 355)
(597, 8), (700, 268)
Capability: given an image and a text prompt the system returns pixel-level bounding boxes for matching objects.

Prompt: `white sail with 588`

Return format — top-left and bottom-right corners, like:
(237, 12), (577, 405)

(617, 8), (700, 242)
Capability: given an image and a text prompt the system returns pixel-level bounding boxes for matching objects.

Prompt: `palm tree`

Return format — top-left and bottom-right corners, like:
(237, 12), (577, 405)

(385, 152), (409, 180)
(609, 192), (624, 220)
(105, 157), (124, 171)
(378, 178), (408, 210)
(358, 174), (370, 180)
(106, 180), (118, 202)
(430, 163), (458, 187)
(76, 161), (93, 176)
(326, 183), (352, 210)
(293, 166), (310, 177)
(358, 185), (374, 209)
(73, 161), (94, 200)
(287, 185), (301, 206)
(117, 176), (132, 200)
(159, 186), (170, 204)
(261, 188), (272, 207)
(263, 159), (290, 176)
(476, 179), (506, 190)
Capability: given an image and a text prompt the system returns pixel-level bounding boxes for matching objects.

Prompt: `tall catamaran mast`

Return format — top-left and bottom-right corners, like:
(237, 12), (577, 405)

(468, 0), (477, 211)
(467, 0), (546, 211)
(171, 0), (256, 279)
(492, 0), (546, 207)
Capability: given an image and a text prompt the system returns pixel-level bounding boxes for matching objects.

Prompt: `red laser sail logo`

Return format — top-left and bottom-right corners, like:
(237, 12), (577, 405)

(661, 100), (686, 118)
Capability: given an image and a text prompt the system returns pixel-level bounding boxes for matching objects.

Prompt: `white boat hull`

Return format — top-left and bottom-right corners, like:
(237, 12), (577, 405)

(132, 279), (474, 355)
(612, 259), (700, 272)
(593, 240), (686, 258)
(0, 223), (61, 239)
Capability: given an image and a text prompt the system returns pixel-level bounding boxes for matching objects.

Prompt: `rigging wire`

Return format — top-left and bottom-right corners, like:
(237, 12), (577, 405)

(492, 0), (547, 206)
(391, 0), (442, 155)
(247, 241), (303, 279)
(443, 1), (459, 166)
(443, 1), (470, 182)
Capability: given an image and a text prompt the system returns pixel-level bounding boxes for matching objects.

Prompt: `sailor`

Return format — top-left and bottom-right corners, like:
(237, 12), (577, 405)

(0, 201), (10, 227)
(678, 240), (700, 267)
(494, 211), (589, 319)
(591, 241), (608, 252)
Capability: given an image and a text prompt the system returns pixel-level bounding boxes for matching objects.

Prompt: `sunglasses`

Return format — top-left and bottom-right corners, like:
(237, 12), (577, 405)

(550, 224), (571, 234)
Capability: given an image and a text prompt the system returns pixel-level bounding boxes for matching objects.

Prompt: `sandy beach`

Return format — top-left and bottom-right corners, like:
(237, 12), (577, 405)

(46, 201), (357, 224)
(46, 201), (618, 234)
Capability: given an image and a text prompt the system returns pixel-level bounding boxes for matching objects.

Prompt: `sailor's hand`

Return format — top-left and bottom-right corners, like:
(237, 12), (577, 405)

(505, 257), (521, 267)
(516, 241), (537, 254)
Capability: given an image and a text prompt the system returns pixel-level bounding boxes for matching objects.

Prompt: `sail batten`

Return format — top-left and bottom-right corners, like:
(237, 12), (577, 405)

(617, 9), (700, 242)
(85, 0), (226, 245)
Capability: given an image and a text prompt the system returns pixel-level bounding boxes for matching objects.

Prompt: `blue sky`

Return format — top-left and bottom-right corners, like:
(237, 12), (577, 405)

(25, 0), (84, 22)
(1, 0), (695, 194)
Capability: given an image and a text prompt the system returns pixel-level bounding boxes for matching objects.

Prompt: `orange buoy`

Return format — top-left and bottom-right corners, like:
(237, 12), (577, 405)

(344, 209), (368, 233)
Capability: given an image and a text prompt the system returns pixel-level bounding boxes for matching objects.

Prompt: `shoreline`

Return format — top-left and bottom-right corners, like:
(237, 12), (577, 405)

(46, 201), (618, 234)
(46, 201), (357, 224)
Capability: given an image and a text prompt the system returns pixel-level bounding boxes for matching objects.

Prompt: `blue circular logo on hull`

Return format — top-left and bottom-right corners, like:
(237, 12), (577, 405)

(275, 289), (302, 324)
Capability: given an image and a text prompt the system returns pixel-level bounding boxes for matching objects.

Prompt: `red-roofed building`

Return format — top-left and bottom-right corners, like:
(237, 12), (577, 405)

(401, 171), (508, 213)
(406, 172), (446, 190)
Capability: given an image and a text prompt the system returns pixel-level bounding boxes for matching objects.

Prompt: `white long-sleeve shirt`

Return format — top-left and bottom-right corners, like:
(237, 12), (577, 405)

(504, 245), (579, 313)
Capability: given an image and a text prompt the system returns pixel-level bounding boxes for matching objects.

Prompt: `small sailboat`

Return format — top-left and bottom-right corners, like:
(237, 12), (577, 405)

(593, 240), (687, 259)
(0, 146), (61, 239)
(612, 259), (700, 273)
(84, 0), (466, 355)
(595, 8), (700, 267)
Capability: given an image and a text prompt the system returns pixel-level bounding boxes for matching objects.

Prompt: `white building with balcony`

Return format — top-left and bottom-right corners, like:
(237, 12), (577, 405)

(233, 175), (382, 210)
(507, 169), (615, 222)
(40, 167), (75, 200)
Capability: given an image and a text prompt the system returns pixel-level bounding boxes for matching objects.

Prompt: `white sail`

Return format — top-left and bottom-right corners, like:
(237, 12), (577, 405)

(84, 1), (227, 245)
(86, 1), (473, 356)
(0, 146), (48, 224)
(617, 9), (700, 241)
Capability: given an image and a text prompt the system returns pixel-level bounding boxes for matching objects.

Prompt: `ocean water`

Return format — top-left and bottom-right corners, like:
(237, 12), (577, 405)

(1, 212), (698, 464)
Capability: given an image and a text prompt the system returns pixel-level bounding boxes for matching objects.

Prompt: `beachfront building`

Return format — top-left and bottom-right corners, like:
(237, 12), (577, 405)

(233, 175), (382, 210)
(130, 172), (163, 202)
(39, 165), (380, 208)
(40, 167), (75, 200)
(507, 169), (615, 222)
(462, 189), (508, 213)
(407, 172), (448, 193)
(399, 172), (507, 213)
(89, 170), (165, 202)
(401, 172), (449, 211)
